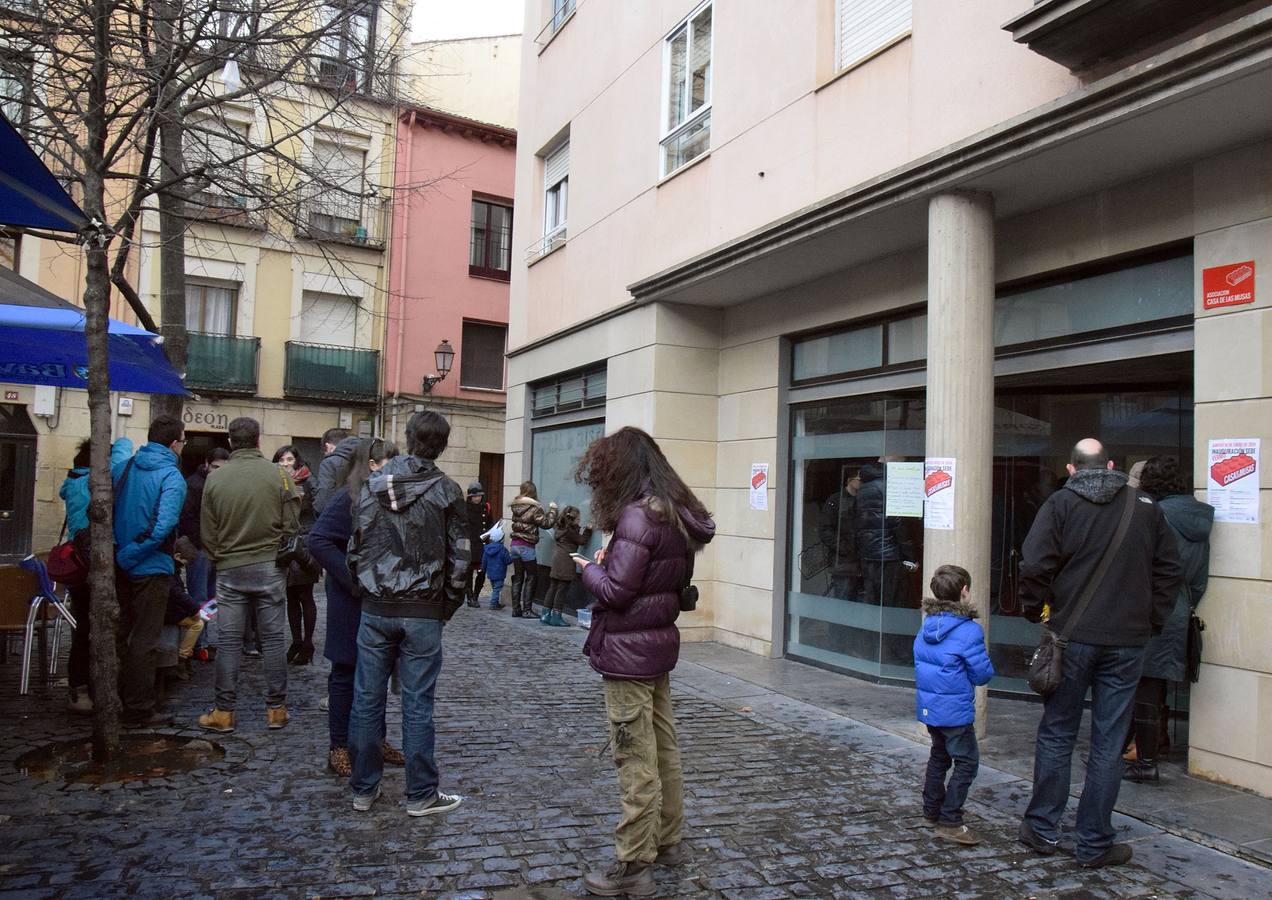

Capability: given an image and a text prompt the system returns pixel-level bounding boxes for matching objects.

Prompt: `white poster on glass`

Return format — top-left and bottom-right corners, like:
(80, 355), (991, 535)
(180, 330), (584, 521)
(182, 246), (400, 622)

(885, 461), (925, 518)
(1208, 438), (1260, 524)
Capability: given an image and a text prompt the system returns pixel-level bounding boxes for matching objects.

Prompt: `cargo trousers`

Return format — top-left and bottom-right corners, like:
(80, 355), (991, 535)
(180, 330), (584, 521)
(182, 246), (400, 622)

(602, 673), (685, 863)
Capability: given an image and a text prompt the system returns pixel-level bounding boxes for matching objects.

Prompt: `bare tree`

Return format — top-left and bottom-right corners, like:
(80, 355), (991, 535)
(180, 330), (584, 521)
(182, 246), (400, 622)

(0, 0), (413, 759)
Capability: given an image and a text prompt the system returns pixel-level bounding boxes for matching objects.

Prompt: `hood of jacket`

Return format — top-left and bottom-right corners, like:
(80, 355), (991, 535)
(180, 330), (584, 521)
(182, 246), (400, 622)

(66, 466), (89, 480)
(133, 442), (181, 472)
(1064, 467), (1127, 504)
(1158, 493), (1215, 543)
(920, 597), (979, 644)
(677, 505), (716, 549)
(859, 462), (884, 483)
(369, 455), (447, 512)
(327, 436), (361, 463)
(511, 495), (540, 510)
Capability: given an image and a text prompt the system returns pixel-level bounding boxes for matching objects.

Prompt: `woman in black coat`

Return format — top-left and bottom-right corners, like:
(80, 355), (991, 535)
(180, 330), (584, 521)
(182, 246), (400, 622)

(306, 437), (404, 776)
(274, 445), (322, 664)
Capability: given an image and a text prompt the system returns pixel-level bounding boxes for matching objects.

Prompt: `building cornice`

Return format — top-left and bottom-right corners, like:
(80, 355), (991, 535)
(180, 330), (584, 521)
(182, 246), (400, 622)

(401, 106), (517, 146)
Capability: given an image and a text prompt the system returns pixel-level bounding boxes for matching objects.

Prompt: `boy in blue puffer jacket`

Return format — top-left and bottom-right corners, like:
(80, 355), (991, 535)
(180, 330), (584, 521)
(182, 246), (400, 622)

(913, 564), (995, 845)
(480, 522), (512, 610)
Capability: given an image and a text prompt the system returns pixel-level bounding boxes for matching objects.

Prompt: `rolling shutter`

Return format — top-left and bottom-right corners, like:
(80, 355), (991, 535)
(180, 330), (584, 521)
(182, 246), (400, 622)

(837, 0), (912, 71)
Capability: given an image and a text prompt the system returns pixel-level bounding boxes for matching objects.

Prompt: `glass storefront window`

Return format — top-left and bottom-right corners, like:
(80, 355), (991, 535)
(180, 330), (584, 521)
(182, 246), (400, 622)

(887, 315), (927, 365)
(995, 254), (1192, 348)
(792, 324), (883, 381)
(786, 381), (1193, 690)
(530, 421), (606, 611)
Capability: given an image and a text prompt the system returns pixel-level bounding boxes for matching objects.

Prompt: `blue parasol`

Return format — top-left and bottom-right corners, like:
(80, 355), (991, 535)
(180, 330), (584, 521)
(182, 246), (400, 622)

(0, 110), (88, 233)
(0, 265), (187, 395)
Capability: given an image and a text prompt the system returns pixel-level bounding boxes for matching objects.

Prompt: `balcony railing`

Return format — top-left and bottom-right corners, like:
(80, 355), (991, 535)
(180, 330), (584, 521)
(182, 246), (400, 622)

(184, 333), (260, 396)
(185, 176), (269, 231)
(307, 54), (400, 104)
(284, 341), (379, 403)
(296, 185), (389, 250)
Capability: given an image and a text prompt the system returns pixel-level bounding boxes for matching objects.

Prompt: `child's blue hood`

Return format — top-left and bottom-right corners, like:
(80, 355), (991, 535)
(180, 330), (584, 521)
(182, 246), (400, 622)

(920, 597), (979, 645)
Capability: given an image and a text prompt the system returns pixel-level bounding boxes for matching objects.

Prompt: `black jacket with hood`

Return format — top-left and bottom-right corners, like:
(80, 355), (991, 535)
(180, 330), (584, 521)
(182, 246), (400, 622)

(313, 436), (361, 515)
(853, 462), (917, 563)
(347, 454), (471, 620)
(1019, 468), (1183, 647)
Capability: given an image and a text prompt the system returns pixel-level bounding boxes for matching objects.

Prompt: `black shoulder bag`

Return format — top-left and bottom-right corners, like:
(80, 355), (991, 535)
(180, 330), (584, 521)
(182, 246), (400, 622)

(1028, 486), (1137, 697)
(679, 548), (699, 612)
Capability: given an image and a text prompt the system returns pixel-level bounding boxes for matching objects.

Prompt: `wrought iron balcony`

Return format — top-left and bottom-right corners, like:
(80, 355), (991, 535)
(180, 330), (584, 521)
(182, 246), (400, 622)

(184, 176), (269, 231)
(284, 341), (379, 403)
(184, 333), (260, 396)
(296, 185), (389, 250)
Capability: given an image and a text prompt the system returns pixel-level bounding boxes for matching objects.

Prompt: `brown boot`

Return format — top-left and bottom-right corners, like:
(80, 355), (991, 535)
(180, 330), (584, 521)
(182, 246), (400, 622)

(583, 861), (655, 897)
(328, 747), (352, 776)
(382, 742), (405, 766)
(266, 705), (289, 730)
(198, 708), (235, 733)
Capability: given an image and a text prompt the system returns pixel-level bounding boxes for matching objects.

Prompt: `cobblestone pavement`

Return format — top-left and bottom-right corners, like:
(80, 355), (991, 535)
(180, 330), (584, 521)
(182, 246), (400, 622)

(2, 597), (1270, 899)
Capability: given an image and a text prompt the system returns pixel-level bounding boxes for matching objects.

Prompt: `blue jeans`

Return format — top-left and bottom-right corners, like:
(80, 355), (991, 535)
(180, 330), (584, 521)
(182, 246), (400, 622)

(213, 562), (288, 711)
(923, 724), (979, 826)
(488, 578), (504, 608)
(186, 552), (212, 650)
(1024, 641), (1145, 863)
(349, 613), (444, 802)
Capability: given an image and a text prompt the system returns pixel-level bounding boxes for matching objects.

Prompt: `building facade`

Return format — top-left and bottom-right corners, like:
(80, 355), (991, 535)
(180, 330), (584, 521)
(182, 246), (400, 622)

(508, 0), (1272, 796)
(406, 34), (521, 129)
(385, 106), (516, 508)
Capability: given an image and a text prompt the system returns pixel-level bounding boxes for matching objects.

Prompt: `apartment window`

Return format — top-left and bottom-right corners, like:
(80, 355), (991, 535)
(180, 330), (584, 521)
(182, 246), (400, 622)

(187, 116), (251, 199)
(0, 49), (33, 129)
(543, 140), (568, 239)
(300, 291), (359, 347)
(531, 364), (606, 417)
(470, 198), (513, 280)
(315, 2), (373, 90)
(661, 2), (712, 176)
(310, 139), (367, 234)
(550, 0), (575, 34)
(185, 281), (239, 335)
(459, 320), (507, 390)
(835, 0), (912, 72)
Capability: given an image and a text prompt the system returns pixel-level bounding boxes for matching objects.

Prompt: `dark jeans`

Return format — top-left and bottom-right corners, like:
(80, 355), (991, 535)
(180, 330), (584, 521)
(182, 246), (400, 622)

(923, 724), (979, 826)
(214, 562), (288, 711)
(544, 578), (571, 612)
(67, 582), (92, 691)
(1023, 641), (1144, 864)
(466, 561), (486, 600)
(349, 613), (444, 802)
(509, 544), (538, 614)
(287, 583), (317, 645)
(1127, 676), (1168, 761)
(185, 551), (214, 651)
(117, 574), (170, 718)
(329, 661), (355, 749)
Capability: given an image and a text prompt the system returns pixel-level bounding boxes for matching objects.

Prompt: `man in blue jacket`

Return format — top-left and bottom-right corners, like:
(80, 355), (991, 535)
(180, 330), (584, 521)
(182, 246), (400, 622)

(913, 564), (995, 845)
(112, 414), (188, 727)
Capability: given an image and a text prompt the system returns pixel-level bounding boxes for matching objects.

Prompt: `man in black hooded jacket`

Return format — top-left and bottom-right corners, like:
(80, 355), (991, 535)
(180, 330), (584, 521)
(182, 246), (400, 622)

(313, 428), (359, 514)
(345, 411), (469, 818)
(1017, 438), (1181, 869)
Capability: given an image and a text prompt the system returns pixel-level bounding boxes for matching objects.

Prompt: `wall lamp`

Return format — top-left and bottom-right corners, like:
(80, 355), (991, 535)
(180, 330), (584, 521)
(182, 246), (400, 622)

(421, 340), (455, 393)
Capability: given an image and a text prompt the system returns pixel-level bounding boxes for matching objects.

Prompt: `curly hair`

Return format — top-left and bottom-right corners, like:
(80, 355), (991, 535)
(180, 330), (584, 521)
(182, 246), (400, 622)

(575, 427), (710, 536)
(1138, 455), (1189, 499)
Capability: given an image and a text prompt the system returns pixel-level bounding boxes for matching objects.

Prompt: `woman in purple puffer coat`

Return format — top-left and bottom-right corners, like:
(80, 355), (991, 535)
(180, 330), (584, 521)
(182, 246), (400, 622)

(573, 427), (715, 898)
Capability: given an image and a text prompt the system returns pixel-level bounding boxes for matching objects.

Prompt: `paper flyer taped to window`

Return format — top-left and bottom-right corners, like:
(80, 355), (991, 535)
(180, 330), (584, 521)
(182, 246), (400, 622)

(923, 458), (956, 531)
(749, 463), (769, 511)
(1208, 438), (1260, 524)
(885, 461), (925, 518)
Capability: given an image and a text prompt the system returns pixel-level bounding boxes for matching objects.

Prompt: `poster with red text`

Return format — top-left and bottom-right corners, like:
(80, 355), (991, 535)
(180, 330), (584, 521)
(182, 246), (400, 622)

(923, 458), (956, 531)
(1208, 438), (1260, 524)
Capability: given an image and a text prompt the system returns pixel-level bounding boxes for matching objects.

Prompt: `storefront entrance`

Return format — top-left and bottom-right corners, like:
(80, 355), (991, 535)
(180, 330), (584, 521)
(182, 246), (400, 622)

(787, 360), (1193, 692)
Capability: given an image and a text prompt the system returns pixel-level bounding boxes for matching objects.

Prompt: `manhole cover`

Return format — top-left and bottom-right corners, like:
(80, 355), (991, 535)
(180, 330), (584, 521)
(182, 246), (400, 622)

(15, 734), (225, 785)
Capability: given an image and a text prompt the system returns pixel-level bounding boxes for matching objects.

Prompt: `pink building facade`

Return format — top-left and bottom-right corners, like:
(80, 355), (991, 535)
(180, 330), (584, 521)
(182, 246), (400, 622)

(387, 108), (517, 511)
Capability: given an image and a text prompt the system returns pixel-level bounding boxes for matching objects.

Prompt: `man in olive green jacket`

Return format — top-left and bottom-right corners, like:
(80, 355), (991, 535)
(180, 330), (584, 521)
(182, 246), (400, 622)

(198, 416), (301, 734)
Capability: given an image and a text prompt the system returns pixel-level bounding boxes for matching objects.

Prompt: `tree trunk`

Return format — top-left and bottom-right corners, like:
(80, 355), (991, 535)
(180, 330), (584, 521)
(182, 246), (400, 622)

(151, 3), (188, 424)
(83, 241), (122, 762)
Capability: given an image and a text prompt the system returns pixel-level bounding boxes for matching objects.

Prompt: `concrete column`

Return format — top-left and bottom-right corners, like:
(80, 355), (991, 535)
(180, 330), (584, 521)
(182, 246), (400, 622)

(925, 191), (995, 734)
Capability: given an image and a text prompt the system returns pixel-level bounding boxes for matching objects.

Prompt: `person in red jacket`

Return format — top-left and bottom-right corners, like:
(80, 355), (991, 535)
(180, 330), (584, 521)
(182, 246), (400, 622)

(572, 427), (715, 898)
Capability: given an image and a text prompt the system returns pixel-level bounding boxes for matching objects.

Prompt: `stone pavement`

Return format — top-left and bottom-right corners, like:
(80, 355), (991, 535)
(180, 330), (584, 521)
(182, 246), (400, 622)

(1, 597), (1270, 899)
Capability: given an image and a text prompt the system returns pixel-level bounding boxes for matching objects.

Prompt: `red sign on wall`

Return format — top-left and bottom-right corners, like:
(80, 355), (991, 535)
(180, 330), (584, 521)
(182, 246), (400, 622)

(1202, 260), (1255, 310)
(3, 391), (17, 401)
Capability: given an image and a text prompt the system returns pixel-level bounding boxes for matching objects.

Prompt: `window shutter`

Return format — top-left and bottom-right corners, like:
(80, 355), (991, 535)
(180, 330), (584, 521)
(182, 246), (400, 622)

(837, 0), (911, 71)
(544, 141), (569, 188)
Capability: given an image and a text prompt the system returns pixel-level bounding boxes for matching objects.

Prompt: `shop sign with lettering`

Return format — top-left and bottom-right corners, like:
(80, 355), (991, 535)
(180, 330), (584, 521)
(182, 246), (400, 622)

(1202, 261), (1255, 310)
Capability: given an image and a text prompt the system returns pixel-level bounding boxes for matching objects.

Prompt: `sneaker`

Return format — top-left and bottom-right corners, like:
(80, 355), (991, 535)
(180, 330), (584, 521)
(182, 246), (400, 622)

(328, 747), (351, 777)
(539, 609), (552, 624)
(266, 705), (289, 730)
(405, 790), (463, 817)
(352, 784), (382, 812)
(198, 708), (236, 733)
(382, 742), (405, 766)
(1018, 822), (1075, 856)
(1079, 843), (1133, 868)
(655, 843), (686, 866)
(935, 824), (983, 845)
(66, 687), (93, 715)
(1123, 759), (1160, 784)
(919, 816), (939, 830)
(319, 694), (329, 712)
(583, 861), (655, 897)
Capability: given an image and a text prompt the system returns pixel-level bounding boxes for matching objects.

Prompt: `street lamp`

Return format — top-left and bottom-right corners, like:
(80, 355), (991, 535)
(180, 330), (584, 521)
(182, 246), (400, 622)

(421, 339), (455, 393)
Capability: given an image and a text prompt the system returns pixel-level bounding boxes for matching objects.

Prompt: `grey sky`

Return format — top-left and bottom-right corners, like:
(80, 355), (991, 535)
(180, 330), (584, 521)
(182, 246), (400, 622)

(412, 0), (524, 41)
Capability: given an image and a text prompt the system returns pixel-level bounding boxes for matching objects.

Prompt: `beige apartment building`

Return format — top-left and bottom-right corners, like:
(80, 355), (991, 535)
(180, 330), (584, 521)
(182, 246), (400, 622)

(508, 0), (1272, 797)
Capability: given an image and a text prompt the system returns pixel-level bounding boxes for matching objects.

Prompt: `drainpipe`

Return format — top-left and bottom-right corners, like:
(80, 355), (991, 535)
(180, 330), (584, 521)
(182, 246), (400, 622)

(389, 110), (415, 444)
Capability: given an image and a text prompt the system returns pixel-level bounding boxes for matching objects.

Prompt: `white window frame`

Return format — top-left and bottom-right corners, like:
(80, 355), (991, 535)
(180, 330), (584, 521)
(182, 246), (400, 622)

(659, 0), (713, 178)
(542, 139), (569, 241)
(834, 0), (912, 73)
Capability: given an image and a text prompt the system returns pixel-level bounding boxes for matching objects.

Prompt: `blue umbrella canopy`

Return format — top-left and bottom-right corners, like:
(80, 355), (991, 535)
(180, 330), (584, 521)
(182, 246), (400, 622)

(0, 110), (88, 233)
(0, 266), (187, 395)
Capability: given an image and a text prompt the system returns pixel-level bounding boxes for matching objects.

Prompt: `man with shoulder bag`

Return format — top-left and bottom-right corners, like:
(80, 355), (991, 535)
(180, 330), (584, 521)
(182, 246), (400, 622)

(1016, 439), (1181, 868)
(198, 417), (301, 734)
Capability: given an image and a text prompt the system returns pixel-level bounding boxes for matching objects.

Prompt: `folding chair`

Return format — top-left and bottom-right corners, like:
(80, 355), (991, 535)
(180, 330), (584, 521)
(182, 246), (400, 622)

(18, 556), (77, 695)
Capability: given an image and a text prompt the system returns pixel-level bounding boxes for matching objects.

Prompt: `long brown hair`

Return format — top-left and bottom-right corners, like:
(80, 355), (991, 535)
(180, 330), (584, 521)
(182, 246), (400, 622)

(345, 437), (399, 509)
(575, 427), (709, 535)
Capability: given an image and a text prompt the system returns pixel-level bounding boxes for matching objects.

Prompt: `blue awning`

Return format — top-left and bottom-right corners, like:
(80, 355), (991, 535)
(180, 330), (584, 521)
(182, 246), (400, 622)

(0, 110), (89, 233)
(0, 265), (187, 395)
